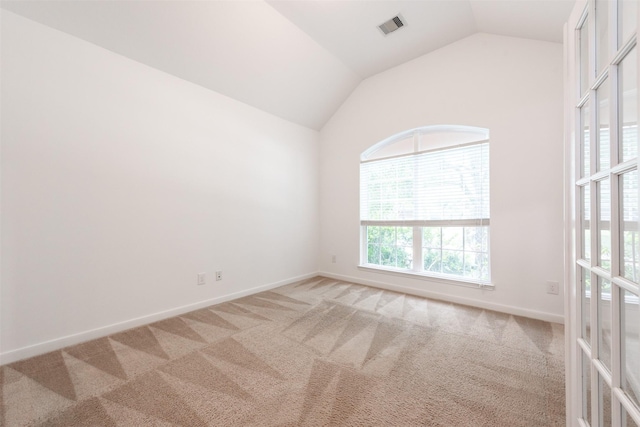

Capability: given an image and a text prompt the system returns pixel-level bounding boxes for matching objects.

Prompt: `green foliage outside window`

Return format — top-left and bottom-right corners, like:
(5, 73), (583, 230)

(367, 226), (412, 269)
(422, 226), (488, 280)
(366, 225), (489, 281)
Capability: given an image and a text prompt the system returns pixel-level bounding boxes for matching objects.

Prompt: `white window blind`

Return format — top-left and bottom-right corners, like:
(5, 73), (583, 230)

(360, 142), (489, 226)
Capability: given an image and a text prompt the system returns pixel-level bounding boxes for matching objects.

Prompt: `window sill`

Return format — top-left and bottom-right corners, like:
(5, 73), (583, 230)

(357, 264), (494, 290)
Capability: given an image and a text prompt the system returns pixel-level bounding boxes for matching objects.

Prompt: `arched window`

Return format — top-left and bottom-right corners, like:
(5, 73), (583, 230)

(359, 125), (490, 284)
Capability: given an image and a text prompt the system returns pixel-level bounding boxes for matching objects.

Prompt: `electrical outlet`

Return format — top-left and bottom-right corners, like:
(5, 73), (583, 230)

(215, 271), (222, 281)
(197, 273), (206, 286)
(546, 281), (560, 295)
(331, 255), (336, 263)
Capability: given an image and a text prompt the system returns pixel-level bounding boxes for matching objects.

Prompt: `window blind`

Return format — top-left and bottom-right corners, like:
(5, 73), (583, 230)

(360, 142), (489, 224)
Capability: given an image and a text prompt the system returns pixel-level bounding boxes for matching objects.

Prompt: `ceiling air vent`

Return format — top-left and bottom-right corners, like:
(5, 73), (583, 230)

(378, 14), (406, 36)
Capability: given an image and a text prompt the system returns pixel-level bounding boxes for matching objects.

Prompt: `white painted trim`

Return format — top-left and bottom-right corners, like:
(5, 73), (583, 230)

(360, 219), (490, 227)
(360, 125), (489, 161)
(0, 6), (4, 385)
(564, 13), (579, 427)
(320, 271), (565, 324)
(357, 264), (493, 288)
(0, 272), (318, 365)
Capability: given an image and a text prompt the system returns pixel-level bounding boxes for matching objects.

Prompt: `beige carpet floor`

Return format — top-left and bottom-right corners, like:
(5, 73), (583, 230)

(0, 276), (565, 426)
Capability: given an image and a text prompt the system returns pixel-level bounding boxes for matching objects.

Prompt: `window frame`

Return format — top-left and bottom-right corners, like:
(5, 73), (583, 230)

(358, 126), (492, 288)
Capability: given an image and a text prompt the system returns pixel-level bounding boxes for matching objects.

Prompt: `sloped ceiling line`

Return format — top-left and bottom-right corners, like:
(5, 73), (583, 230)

(1, 0), (574, 130)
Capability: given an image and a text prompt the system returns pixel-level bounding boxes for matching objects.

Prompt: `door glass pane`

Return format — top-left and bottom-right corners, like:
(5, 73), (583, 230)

(620, 49), (638, 163)
(599, 179), (612, 270)
(583, 267), (592, 345)
(596, 0), (609, 75)
(602, 374), (612, 427)
(599, 277), (612, 371)
(584, 184), (592, 261)
(621, 170), (640, 283)
(583, 102), (592, 178)
(622, 403), (639, 426)
(598, 79), (611, 171)
(584, 350), (593, 424)
(622, 288), (640, 410)
(581, 19), (591, 96)
(620, 1), (638, 48)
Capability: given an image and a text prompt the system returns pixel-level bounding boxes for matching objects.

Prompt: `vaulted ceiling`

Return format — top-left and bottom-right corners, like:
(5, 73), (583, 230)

(1, 0), (575, 130)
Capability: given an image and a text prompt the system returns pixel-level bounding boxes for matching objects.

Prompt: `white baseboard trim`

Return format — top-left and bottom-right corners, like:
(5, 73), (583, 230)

(0, 272), (318, 365)
(319, 271), (565, 325)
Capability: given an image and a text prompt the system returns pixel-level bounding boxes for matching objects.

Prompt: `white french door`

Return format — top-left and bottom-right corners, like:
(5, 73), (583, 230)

(567, 1), (640, 426)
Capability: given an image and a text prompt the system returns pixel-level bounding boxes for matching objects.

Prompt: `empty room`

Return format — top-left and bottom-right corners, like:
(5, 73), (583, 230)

(0, 0), (638, 426)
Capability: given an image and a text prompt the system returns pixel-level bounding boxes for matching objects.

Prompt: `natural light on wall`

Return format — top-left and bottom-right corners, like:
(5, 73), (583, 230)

(359, 125), (491, 286)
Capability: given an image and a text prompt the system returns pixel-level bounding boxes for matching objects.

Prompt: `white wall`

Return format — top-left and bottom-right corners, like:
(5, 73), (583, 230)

(319, 33), (565, 322)
(1, 11), (319, 363)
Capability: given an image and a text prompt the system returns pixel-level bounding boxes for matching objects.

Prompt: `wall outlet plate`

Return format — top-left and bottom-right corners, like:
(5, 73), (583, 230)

(546, 281), (560, 295)
(215, 271), (222, 281)
(197, 273), (206, 286)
